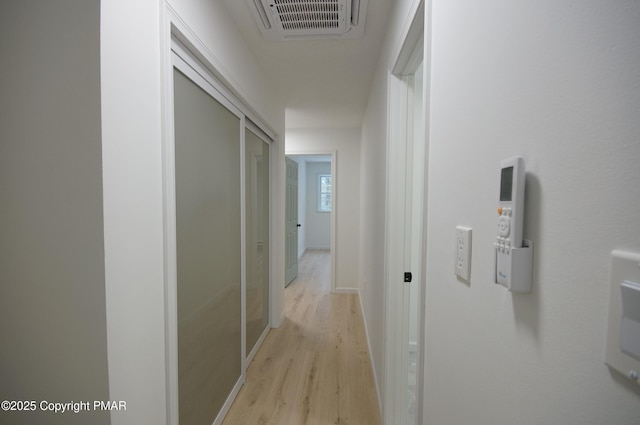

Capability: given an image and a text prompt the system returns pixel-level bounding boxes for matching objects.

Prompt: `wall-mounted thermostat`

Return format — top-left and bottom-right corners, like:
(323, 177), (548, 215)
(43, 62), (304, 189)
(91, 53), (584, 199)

(494, 156), (533, 293)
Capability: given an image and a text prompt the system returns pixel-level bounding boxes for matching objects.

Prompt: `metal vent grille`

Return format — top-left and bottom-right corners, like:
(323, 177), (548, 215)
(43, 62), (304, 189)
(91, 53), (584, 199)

(273, 0), (342, 31)
(263, 0), (347, 35)
(250, 0), (367, 40)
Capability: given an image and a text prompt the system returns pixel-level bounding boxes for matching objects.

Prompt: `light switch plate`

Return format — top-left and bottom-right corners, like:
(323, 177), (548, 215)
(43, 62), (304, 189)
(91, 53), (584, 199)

(455, 226), (472, 281)
(605, 250), (640, 385)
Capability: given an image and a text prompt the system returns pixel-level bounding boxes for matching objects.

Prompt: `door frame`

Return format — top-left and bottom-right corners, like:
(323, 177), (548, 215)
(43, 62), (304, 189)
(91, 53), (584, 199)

(168, 45), (246, 425)
(244, 121), (273, 369)
(285, 150), (337, 293)
(383, 0), (429, 423)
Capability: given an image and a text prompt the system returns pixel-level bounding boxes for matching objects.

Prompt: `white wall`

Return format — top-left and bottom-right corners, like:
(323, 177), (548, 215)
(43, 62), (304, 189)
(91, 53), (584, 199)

(287, 128), (361, 291)
(359, 0), (423, 404)
(424, 1), (640, 424)
(101, 0), (285, 423)
(305, 162), (332, 249)
(101, 1), (167, 423)
(0, 2), (110, 424)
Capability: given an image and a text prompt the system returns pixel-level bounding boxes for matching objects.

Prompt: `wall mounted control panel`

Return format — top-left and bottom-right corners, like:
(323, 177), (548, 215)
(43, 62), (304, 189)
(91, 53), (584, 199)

(494, 156), (533, 292)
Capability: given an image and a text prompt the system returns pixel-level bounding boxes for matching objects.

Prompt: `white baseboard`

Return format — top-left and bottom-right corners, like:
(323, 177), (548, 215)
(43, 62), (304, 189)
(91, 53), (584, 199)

(355, 288), (382, 419)
(334, 287), (359, 294)
(273, 310), (285, 328)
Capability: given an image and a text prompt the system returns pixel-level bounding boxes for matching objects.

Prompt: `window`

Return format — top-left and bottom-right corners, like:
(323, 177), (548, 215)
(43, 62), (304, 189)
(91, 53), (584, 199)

(317, 174), (332, 212)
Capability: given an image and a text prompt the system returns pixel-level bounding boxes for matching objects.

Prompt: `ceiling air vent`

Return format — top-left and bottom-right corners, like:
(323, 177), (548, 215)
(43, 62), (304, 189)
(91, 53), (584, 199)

(248, 0), (367, 40)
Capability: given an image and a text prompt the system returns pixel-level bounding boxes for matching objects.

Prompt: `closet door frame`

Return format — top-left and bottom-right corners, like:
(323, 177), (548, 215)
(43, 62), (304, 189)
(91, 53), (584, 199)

(170, 44), (246, 425)
(162, 20), (277, 425)
(244, 121), (272, 369)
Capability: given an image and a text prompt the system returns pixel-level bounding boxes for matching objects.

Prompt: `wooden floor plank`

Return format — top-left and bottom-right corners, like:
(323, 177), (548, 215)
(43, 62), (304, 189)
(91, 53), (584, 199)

(222, 249), (380, 425)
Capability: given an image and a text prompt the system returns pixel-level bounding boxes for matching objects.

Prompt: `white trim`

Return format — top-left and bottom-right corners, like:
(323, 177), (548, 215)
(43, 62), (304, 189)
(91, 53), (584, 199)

(270, 135), (284, 329)
(246, 119), (273, 145)
(334, 287), (359, 294)
(172, 42), (246, 120)
(383, 69), (410, 425)
(160, 6), (179, 424)
(391, 0), (425, 75)
(240, 114), (248, 384)
(285, 150), (338, 293)
(417, 2), (432, 422)
(246, 324), (271, 366)
(356, 288), (383, 419)
(243, 123), (273, 369)
(212, 376), (244, 425)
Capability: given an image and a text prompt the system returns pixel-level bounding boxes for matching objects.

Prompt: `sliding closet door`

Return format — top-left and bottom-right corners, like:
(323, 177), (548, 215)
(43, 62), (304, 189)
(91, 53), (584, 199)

(245, 127), (270, 357)
(173, 68), (241, 425)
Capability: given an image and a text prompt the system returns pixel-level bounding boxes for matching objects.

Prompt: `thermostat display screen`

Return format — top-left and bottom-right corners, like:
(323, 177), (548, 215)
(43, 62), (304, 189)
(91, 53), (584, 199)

(500, 166), (513, 201)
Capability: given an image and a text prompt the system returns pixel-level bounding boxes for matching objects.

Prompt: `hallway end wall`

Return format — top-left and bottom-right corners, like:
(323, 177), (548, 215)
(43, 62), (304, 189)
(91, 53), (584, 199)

(286, 128), (361, 291)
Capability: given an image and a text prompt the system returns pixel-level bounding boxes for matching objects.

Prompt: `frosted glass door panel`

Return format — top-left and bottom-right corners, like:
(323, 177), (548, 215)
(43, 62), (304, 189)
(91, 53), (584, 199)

(173, 68), (241, 425)
(245, 128), (270, 356)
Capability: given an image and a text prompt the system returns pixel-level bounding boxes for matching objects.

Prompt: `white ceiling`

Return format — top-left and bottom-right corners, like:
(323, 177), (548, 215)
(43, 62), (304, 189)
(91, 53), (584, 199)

(221, 0), (392, 129)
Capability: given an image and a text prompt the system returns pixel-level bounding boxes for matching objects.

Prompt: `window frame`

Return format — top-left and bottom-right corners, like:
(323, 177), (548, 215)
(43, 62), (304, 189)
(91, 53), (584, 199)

(317, 174), (332, 212)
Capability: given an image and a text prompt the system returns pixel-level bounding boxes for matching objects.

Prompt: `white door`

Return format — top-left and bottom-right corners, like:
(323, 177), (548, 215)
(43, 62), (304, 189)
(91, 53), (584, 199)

(285, 157), (299, 286)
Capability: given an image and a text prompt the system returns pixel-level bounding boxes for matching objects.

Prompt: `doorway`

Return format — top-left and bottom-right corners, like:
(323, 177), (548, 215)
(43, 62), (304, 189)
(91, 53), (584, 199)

(284, 153), (336, 292)
(384, 2), (427, 424)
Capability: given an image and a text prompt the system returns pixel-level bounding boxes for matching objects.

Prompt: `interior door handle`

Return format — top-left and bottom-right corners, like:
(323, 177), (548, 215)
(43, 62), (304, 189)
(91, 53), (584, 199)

(297, 224), (301, 227)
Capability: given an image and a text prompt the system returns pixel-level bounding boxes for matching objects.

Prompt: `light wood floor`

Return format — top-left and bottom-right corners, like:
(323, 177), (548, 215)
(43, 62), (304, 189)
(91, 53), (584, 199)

(221, 249), (381, 425)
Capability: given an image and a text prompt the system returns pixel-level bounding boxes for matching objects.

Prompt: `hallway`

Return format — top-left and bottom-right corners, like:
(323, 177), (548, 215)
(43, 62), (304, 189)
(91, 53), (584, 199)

(4, 2), (640, 425)
(222, 250), (380, 425)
